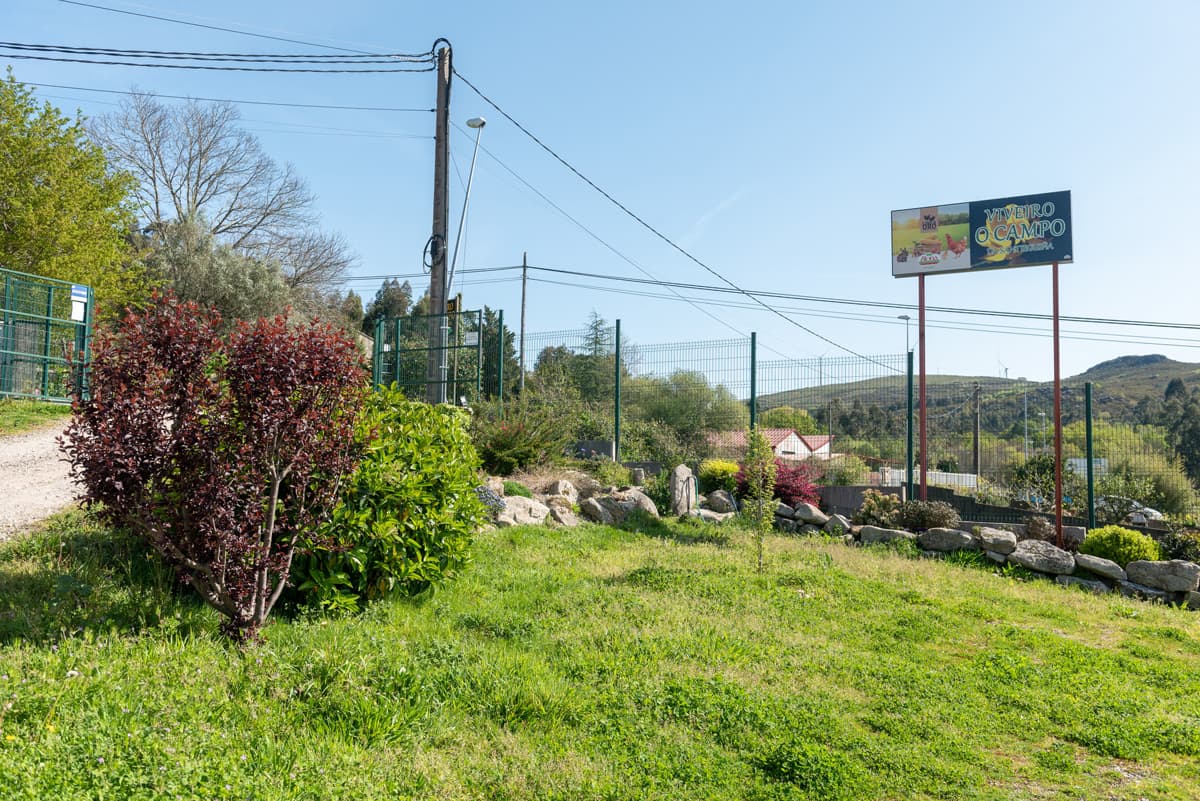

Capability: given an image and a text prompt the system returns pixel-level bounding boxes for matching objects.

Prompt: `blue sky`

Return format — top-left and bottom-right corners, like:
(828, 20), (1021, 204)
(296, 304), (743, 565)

(4, 0), (1199, 381)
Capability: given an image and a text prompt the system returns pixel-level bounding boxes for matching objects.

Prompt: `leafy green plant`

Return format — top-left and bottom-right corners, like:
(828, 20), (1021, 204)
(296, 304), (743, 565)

(591, 459), (631, 487)
(752, 739), (867, 800)
(698, 458), (739, 494)
(502, 480), (533, 498)
(1158, 528), (1200, 562)
(471, 398), (571, 475)
(818, 455), (870, 486)
(292, 388), (487, 611)
(641, 470), (672, 516)
(740, 429), (776, 573)
(1079, 525), (1162, 567)
(896, 500), (960, 532)
(852, 489), (902, 528)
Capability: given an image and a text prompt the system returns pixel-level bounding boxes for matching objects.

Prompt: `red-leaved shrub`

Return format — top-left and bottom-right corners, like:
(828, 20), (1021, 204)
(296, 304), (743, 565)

(737, 458), (821, 507)
(62, 293), (367, 642)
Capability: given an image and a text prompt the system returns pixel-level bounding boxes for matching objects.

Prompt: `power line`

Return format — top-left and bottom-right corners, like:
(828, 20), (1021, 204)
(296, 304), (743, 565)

(0, 52), (434, 73)
(57, 0), (388, 55)
(0, 41), (430, 62)
(453, 68), (895, 371)
(28, 81), (433, 112)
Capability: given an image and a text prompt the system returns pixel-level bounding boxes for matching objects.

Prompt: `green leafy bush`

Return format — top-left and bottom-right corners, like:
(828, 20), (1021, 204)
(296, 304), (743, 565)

(698, 458), (740, 494)
(741, 430), (776, 573)
(819, 455), (870, 486)
(471, 399), (570, 475)
(591, 459), (631, 487)
(502, 480), (533, 498)
(896, 500), (960, 532)
(641, 470), (672, 516)
(852, 489), (902, 528)
(1079, 525), (1162, 567)
(293, 388), (487, 611)
(1158, 528), (1200, 562)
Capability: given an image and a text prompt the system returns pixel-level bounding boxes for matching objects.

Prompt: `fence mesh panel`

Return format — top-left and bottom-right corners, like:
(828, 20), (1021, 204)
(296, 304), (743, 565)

(0, 268), (91, 403)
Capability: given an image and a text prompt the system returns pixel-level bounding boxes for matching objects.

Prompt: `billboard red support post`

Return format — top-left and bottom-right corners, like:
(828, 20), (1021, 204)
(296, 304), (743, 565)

(1053, 262), (1064, 548)
(918, 274), (928, 500)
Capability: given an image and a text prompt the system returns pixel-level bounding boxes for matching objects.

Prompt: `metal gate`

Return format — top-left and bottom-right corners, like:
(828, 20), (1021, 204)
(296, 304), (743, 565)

(0, 268), (93, 403)
(372, 310), (484, 404)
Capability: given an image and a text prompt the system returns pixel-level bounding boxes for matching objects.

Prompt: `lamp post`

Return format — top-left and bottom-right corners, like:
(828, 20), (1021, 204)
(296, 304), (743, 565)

(442, 116), (486, 399)
(447, 116), (487, 294)
(897, 314), (911, 353)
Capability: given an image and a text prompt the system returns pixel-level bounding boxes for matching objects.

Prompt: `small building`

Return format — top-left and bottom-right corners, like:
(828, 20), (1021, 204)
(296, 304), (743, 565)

(708, 428), (835, 461)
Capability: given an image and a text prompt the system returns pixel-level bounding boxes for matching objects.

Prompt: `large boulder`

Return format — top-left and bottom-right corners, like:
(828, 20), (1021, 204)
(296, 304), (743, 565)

(1125, 560), (1200, 593)
(613, 488), (660, 519)
(706, 490), (738, 513)
(793, 502), (828, 526)
(1117, 580), (1175, 603)
(1008, 539), (1074, 575)
(694, 509), (736, 524)
(859, 525), (915, 545)
(495, 495), (550, 528)
(774, 501), (795, 519)
(775, 517), (798, 533)
(579, 497), (614, 525)
(977, 527), (1018, 555)
(1055, 575), (1111, 594)
(918, 527), (975, 552)
(823, 514), (853, 535)
(545, 479), (578, 505)
(669, 464), (696, 516)
(1073, 553), (1126, 583)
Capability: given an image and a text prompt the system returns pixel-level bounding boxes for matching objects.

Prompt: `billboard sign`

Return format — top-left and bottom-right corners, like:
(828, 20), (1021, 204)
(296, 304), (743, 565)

(892, 190), (1072, 277)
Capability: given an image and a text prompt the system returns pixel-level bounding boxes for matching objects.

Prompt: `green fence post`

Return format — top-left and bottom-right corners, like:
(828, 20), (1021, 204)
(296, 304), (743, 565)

(41, 285), (54, 398)
(475, 310), (483, 406)
(906, 350), (915, 501)
(1, 273), (11, 395)
(1085, 381), (1095, 530)
(497, 310), (504, 415)
(614, 319), (621, 462)
(372, 318), (383, 388)
(749, 332), (757, 430)
(394, 317), (402, 386)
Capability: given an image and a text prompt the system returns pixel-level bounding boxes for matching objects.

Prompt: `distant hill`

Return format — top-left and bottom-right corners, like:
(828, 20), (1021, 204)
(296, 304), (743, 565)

(757, 355), (1200, 428)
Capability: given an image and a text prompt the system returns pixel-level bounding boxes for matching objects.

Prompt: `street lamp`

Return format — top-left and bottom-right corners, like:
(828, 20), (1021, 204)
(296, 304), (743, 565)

(446, 116), (486, 294)
(897, 314), (911, 353)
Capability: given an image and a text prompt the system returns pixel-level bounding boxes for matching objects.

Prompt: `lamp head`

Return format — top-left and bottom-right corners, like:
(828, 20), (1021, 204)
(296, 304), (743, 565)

(466, 117), (487, 129)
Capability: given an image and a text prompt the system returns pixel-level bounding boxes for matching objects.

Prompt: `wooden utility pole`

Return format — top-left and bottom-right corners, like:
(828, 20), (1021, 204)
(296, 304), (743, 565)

(426, 42), (452, 404)
(519, 252), (528, 396)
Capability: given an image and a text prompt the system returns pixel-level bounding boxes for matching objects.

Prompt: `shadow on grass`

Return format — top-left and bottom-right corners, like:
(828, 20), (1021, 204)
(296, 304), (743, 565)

(0, 509), (212, 645)
(615, 510), (731, 546)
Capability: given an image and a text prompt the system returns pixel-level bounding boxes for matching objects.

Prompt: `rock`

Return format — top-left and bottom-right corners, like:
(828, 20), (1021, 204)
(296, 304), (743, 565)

(579, 497), (614, 525)
(1117, 580), (1174, 603)
(859, 525), (915, 545)
(775, 517), (798, 533)
(843, 533), (856, 546)
(1073, 553), (1126, 582)
(977, 527), (1018, 555)
(1187, 591), (1200, 611)
(799, 524), (822, 536)
(918, 527), (975, 552)
(984, 550), (1008, 564)
(1062, 526), (1086, 551)
(545, 479), (578, 504)
(669, 464), (696, 516)
(1125, 560), (1200, 593)
(823, 514), (852, 535)
(793, 502), (828, 526)
(694, 509), (736, 524)
(774, 501), (795, 519)
(494, 495), (550, 528)
(548, 505), (580, 527)
(629, 467), (646, 486)
(1056, 575), (1111, 594)
(613, 488), (660, 519)
(707, 489), (738, 513)
(487, 476), (505, 496)
(1008, 540), (1074, 575)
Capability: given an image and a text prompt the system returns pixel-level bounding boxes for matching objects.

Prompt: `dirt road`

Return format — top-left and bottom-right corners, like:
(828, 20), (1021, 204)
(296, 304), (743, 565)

(0, 424), (76, 541)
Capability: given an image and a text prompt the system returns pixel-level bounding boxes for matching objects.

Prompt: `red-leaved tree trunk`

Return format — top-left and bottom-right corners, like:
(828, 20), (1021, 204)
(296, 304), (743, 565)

(63, 293), (366, 641)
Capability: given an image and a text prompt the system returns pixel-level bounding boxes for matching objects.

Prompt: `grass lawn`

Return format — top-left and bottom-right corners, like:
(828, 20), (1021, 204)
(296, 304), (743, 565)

(1, 511), (1199, 800)
(0, 399), (72, 435)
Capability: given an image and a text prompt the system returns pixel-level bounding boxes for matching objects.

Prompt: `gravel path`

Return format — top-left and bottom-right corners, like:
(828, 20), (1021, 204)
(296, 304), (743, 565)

(0, 423), (76, 541)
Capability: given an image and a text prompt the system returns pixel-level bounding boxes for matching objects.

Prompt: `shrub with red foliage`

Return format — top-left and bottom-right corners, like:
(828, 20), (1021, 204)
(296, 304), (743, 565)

(62, 293), (367, 642)
(738, 458), (821, 507)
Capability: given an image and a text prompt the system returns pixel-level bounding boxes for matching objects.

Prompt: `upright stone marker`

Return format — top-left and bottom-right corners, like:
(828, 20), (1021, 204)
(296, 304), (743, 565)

(669, 464), (696, 516)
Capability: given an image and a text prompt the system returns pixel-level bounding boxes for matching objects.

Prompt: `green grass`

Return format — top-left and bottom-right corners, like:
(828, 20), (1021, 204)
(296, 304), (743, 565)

(2, 511), (1199, 799)
(0, 398), (72, 435)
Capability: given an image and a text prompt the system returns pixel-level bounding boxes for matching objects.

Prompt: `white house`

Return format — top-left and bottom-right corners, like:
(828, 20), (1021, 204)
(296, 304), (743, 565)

(708, 428), (835, 460)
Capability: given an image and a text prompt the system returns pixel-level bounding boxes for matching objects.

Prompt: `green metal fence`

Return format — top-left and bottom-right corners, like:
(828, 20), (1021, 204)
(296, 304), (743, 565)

(0, 267), (93, 403)
(373, 309), (485, 403)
